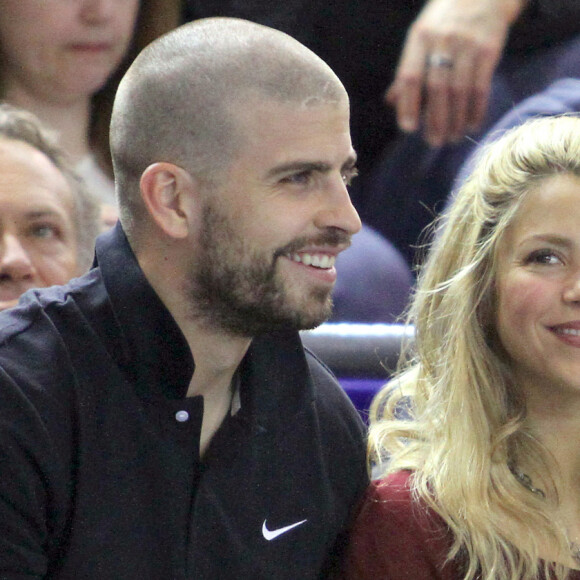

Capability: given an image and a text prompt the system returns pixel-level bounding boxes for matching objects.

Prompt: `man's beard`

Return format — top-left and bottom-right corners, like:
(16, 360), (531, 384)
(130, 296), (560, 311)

(185, 200), (347, 336)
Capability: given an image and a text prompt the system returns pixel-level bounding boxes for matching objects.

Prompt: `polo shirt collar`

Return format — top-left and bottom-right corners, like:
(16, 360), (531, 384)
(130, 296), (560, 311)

(95, 223), (194, 400)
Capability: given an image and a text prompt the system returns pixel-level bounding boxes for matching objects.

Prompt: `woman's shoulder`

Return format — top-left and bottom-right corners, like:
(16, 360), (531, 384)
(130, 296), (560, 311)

(363, 470), (443, 530)
(339, 470), (459, 579)
(371, 469), (415, 498)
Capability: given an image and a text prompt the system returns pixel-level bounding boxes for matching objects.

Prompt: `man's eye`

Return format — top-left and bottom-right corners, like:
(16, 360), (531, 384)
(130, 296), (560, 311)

(30, 224), (58, 239)
(283, 172), (311, 185)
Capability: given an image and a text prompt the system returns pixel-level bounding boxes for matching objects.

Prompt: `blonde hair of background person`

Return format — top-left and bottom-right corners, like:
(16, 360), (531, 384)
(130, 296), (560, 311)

(0, 103), (100, 272)
(368, 115), (580, 580)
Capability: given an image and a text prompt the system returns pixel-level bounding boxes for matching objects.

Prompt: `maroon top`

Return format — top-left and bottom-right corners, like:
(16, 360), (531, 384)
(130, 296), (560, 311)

(340, 470), (580, 580)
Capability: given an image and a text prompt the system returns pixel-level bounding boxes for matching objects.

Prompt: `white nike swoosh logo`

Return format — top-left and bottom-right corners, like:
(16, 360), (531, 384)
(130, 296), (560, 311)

(262, 518), (308, 541)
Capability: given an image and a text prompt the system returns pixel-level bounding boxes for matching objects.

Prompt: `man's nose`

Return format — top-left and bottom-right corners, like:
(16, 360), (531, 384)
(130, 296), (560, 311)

(314, 176), (362, 236)
(0, 234), (35, 280)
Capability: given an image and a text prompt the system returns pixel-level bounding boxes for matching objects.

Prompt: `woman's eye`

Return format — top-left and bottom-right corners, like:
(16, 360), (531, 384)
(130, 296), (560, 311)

(526, 250), (561, 265)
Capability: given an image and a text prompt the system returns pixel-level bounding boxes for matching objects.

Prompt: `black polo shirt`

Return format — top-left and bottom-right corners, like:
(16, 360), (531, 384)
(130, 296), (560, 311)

(0, 224), (367, 579)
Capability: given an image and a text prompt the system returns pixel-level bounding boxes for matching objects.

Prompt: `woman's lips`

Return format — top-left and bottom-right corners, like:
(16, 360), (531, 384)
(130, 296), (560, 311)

(550, 323), (580, 346)
(68, 43), (112, 54)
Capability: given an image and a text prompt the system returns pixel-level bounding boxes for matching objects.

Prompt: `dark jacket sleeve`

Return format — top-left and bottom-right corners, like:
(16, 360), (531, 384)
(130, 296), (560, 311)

(0, 367), (53, 578)
(507, 0), (580, 53)
(0, 308), (76, 579)
(530, 0), (580, 19)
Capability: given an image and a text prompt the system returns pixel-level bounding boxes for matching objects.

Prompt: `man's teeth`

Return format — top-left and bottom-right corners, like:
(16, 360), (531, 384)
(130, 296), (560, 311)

(556, 327), (580, 336)
(292, 253), (335, 269)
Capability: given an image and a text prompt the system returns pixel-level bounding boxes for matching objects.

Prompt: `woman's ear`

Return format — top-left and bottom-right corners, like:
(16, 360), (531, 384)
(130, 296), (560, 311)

(139, 162), (197, 239)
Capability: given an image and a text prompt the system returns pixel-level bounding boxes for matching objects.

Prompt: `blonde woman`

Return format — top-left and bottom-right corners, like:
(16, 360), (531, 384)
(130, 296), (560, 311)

(341, 115), (580, 580)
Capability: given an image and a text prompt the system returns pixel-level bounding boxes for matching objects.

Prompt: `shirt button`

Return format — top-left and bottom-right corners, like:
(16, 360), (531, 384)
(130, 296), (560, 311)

(175, 410), (189, 422)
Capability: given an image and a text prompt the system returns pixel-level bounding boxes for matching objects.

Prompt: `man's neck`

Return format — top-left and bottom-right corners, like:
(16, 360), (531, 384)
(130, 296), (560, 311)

(136, 236), (254, 456)
(137, 246), (252, 398)
(184, 326), (251, 457)
(184, 325), (251, 399)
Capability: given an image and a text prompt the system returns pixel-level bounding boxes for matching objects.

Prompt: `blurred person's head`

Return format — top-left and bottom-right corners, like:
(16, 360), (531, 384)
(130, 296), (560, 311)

(0, 0), (149, 212)
(0, 0), (139, 103)
(0, 104), (100, 310)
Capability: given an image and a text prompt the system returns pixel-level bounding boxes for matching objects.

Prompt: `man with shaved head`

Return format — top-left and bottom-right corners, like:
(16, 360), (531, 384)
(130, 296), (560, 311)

(0, 18), (367, 579)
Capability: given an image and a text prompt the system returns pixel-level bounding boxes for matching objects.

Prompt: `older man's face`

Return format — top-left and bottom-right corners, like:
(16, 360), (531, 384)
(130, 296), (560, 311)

(0, 139), (79, 311)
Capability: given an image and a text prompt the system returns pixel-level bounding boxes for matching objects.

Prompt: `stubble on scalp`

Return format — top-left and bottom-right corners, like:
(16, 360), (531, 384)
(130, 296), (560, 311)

(110, 17), (348, 246)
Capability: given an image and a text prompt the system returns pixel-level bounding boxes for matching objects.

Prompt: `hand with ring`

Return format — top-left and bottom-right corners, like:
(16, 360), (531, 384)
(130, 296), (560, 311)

(426, 53), (454, 69)
(385, 0), (527, 147)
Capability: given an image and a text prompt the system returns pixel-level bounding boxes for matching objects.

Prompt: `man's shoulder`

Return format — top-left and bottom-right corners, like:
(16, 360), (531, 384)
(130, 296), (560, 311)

(0, 269), (106, 394)
(302, 345), (367, 457)
(0, 269), (102, 343)
(303, 345), (343, 392)
(303, 345), (337, 382)
(303, 346), (360, 415)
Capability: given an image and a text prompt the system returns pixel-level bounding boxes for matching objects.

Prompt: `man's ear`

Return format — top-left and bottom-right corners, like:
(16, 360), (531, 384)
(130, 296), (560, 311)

(139, 162), (198, 239)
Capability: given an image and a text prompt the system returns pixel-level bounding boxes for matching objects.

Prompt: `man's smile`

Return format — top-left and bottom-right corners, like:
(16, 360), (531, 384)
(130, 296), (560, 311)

(291, 252), (336, 269)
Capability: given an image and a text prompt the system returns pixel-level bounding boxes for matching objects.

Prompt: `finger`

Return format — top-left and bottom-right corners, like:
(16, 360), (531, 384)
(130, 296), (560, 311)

(423, 54), (454, 146)
(384, 81), (398, 107)
(388, 31), (430, 134)
(447, 50), (477, 141)
(467, 45), (501, 132)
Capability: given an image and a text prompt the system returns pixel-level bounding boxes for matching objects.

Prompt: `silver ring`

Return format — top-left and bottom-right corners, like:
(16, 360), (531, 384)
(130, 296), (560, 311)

(426, 53), (454, 69)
